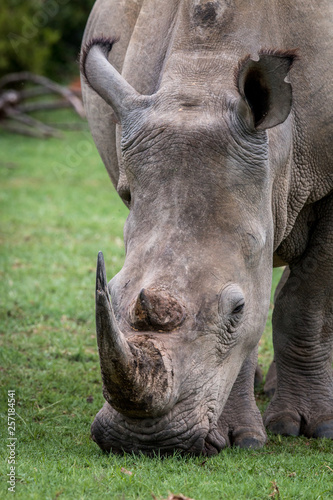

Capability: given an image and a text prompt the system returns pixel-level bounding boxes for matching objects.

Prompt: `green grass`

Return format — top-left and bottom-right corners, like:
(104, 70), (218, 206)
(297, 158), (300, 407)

(0, 111), (332, 500)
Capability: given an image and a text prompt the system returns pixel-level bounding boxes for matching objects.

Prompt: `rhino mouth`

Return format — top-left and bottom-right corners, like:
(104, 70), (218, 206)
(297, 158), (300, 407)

(91, 401), (226, 457)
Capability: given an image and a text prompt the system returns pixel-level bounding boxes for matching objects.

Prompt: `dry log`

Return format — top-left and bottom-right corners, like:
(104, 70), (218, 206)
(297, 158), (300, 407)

(0, 72), (85, 118)
(0, 71), (85, 138)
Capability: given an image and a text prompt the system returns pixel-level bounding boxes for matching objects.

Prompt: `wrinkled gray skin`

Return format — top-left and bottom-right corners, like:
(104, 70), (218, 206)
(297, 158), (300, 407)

(81, 0), (333, 455)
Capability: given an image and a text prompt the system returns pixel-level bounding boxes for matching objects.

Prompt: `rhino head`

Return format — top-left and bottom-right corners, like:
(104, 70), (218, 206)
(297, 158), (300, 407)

(81, 39), (295, 455)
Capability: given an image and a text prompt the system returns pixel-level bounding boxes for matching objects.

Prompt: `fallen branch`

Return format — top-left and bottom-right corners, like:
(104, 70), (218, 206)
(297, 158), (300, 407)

(5, 107), (61, 137)
(0, 72), (85, 117)
(18, 100), (73, 113)
(0, 71), (85, 138)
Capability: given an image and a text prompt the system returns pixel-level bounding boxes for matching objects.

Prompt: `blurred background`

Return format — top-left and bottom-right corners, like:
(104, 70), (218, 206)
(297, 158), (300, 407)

(0, 0), (98, 137)
(1, 0), (95, 80)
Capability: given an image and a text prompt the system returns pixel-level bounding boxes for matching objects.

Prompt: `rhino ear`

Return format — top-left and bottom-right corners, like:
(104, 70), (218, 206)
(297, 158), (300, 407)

(237, 51), (297, 130)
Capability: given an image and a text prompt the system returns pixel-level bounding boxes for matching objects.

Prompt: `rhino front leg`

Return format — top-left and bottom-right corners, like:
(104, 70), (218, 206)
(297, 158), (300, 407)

(264, 197), (333, 438)
(218, 347), (267, 449)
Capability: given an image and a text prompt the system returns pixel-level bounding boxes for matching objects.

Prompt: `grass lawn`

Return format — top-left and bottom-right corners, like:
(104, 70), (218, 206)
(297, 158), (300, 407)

(0, 111), (332, 499)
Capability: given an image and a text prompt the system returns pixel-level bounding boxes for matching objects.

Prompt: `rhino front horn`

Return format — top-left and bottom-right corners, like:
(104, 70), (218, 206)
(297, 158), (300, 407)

(95, 252), (174, 418)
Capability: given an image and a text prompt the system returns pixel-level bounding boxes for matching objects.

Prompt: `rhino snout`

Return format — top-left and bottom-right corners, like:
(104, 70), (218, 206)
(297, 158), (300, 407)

(95, 253), (175, 418)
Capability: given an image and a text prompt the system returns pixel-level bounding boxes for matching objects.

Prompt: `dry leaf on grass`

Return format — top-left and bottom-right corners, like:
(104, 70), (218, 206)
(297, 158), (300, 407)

(167, 496), (195, 500)
(269, 481), (280, 498)
(120, 467), (133, 476)
(152, 494), (195, 500)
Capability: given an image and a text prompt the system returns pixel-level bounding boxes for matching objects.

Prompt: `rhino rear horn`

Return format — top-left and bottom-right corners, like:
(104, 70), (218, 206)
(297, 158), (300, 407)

(81, 38), (151, 121)
(95, 252), (173, 418)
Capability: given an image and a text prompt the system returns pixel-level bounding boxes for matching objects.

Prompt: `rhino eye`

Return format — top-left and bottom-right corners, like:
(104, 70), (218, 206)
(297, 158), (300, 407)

(232, 301), (245, 315)
(218, 285), (245, 320)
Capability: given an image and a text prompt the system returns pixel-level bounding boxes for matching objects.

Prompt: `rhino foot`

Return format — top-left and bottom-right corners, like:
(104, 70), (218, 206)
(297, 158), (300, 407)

(312, 420), (333, 439)
(263, 409), (301, 437)
(264, 403), (333, 439)
(236, 436), (266, 449)
(229, 428), (267, 449)
(218, 406), (267, 449)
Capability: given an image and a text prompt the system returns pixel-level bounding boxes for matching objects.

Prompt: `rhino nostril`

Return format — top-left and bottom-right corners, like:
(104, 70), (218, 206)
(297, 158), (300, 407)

(130, 288), (186, 332)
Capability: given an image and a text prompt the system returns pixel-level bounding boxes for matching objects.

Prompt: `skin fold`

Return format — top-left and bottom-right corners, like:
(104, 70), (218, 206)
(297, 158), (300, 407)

(81, 0), (333, 455)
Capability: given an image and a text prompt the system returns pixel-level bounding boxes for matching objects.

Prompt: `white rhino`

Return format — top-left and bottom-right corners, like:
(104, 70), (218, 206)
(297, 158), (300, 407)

(80, 0), (333, 455)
